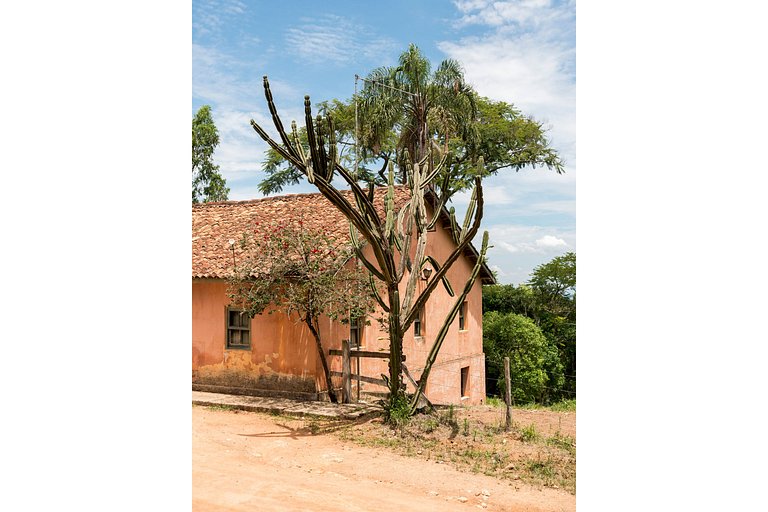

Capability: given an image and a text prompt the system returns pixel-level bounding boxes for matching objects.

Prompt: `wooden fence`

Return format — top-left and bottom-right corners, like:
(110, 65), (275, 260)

(328, 339), (406, 403)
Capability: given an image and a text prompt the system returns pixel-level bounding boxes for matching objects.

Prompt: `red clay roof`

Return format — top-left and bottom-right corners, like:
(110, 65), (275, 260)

(192, 186), (495, 283)
(192, 187), (405, 279)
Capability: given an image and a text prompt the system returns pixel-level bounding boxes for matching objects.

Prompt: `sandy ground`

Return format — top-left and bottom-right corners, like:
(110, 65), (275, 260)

(193, 406), (575, 511)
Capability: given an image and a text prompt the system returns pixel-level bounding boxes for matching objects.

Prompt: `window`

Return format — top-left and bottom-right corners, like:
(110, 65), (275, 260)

(226, 308), (251, 349)
(461, 366), (470, 398)
(350, 316), (363, 348)
(414, 307), (424, 337)
(458, 301), (468, 330)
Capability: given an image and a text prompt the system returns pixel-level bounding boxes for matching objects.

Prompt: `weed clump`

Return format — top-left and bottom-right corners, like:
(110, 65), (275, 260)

(382, 393), (412, 427)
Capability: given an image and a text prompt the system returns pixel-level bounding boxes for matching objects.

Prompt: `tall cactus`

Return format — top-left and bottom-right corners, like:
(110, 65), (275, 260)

(250, 76), (488, 415)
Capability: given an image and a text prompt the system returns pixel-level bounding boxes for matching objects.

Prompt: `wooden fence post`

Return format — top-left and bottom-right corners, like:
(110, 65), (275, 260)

(342, 339), (351, 404)
(504, 356), (512, 432)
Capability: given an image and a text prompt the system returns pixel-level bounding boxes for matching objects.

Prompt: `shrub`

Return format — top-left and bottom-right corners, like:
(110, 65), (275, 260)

(483, 311), (564, 404)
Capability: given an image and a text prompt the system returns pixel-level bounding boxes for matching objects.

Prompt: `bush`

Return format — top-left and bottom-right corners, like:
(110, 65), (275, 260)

(483, 311), (564, 404)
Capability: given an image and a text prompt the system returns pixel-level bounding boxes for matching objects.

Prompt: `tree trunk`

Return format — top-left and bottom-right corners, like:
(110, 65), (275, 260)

(387, 285), (404, 401)
(306, 314), (338, 403)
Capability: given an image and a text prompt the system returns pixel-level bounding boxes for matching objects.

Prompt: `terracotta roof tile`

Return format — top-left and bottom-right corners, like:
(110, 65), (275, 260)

(192, 187), (410, 279)
(192, 186), (495, 284)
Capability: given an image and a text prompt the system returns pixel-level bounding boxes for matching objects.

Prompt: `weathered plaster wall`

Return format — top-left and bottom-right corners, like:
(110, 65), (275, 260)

(191, 206), (487, 404)
(193, 279), (322, 396)
(353, 212), (487, 405)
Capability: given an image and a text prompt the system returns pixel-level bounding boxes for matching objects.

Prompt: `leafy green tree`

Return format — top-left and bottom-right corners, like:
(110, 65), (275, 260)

(228, 220), (374, 403)
(257, 44), (563, 198)
(483, 283), (539, 320)
(530, 252), (575, 307)
(529, 252), (576, 394)
(192, 105), (229, 203)
(483, 311), (564, 404)
(483, 252), (576, 399)
(445, 96), (564, 193)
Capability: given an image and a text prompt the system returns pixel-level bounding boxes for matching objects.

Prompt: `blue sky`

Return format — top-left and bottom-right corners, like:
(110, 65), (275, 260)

(192, 0), (576, 285)
(5, 2), (768, 507)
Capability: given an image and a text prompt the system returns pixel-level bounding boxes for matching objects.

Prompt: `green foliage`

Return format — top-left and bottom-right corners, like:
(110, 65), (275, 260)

(483, 283), (538, 318)
(519, 423), (539, 442)
(256, 45), (563, 198)
(547, 431), (576, 455)
(227, 219), (374, 403)
(483, 252), (576, 401)
(383, 392), (412, 427)
(192, 105), (229, 203)
(485, 396), (504, 407)
(258, 99), (374, 195)
(483, 311), (564, 404)
(471, 97), (564, 175)
(228, 220), (373, 324)
(529, 252), (575, 305)
(549, 399), (576, 412)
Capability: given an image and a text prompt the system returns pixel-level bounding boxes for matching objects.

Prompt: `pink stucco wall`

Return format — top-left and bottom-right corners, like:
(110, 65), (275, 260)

(192, 217), (486, 404)
(352, 216), (486, 405)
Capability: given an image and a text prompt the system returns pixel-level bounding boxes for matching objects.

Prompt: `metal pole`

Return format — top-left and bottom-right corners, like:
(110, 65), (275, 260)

(354, 74), (359, 179)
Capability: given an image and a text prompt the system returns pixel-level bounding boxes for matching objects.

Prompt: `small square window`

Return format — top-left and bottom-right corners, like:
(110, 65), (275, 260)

(226, 308), (251, 350)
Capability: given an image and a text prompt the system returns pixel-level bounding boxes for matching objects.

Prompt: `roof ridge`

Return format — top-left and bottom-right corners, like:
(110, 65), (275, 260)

(193, 185), (405, 208)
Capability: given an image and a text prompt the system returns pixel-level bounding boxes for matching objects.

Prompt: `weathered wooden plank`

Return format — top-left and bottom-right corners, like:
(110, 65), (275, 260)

(342, 339), (351, 404)
(330, 371), (388, 388)
(504, 356), (512, 431)
(328, 349), (405, 361)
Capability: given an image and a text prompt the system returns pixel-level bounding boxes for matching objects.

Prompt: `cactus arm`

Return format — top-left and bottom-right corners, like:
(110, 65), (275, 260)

(402, 176), (483, 331)
(409, 231), (490, 413)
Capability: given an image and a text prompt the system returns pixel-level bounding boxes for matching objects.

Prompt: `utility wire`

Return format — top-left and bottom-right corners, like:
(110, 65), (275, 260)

(355, 74), (417, 97)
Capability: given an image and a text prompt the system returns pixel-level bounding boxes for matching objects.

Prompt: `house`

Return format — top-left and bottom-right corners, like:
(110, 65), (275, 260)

(192, 186), (495, 405)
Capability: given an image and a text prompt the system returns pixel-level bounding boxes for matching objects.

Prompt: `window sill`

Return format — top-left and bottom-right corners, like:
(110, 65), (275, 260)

(225, 346), (251, 351)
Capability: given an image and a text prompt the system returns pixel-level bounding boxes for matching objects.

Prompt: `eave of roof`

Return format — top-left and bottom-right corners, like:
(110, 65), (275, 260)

(192, 186), (496, 285)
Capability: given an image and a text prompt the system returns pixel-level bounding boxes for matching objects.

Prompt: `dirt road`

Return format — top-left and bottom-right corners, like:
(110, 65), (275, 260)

(193, 406), (575, 511)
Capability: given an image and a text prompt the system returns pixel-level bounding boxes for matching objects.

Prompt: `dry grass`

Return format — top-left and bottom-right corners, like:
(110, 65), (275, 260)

(332, 403), (576, 494)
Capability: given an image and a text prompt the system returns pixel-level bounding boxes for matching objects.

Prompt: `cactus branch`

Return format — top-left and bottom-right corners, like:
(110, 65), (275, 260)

(409, 231), (490, 413)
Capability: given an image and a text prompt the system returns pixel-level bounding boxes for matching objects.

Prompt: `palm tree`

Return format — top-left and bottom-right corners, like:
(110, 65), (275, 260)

(357, 44), (477, 181)
(256, 44), (564, 197)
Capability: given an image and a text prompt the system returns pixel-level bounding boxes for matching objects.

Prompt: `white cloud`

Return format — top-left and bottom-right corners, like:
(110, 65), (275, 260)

(439, 0), (576, 285)
(440, 0), (575, 165)
(484, 223), (573, 254)
(452, 182), (516, 207)
(284, 15), (396, 66)
(193, 42), (313, 189)
(536, 235), (567, 248)
(490, 264), (508, 277)
(193, 0), (250, 39)
(528, 199), (575, 216)
(480, 222), (574, 284)
(454, 0), (557, 27)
